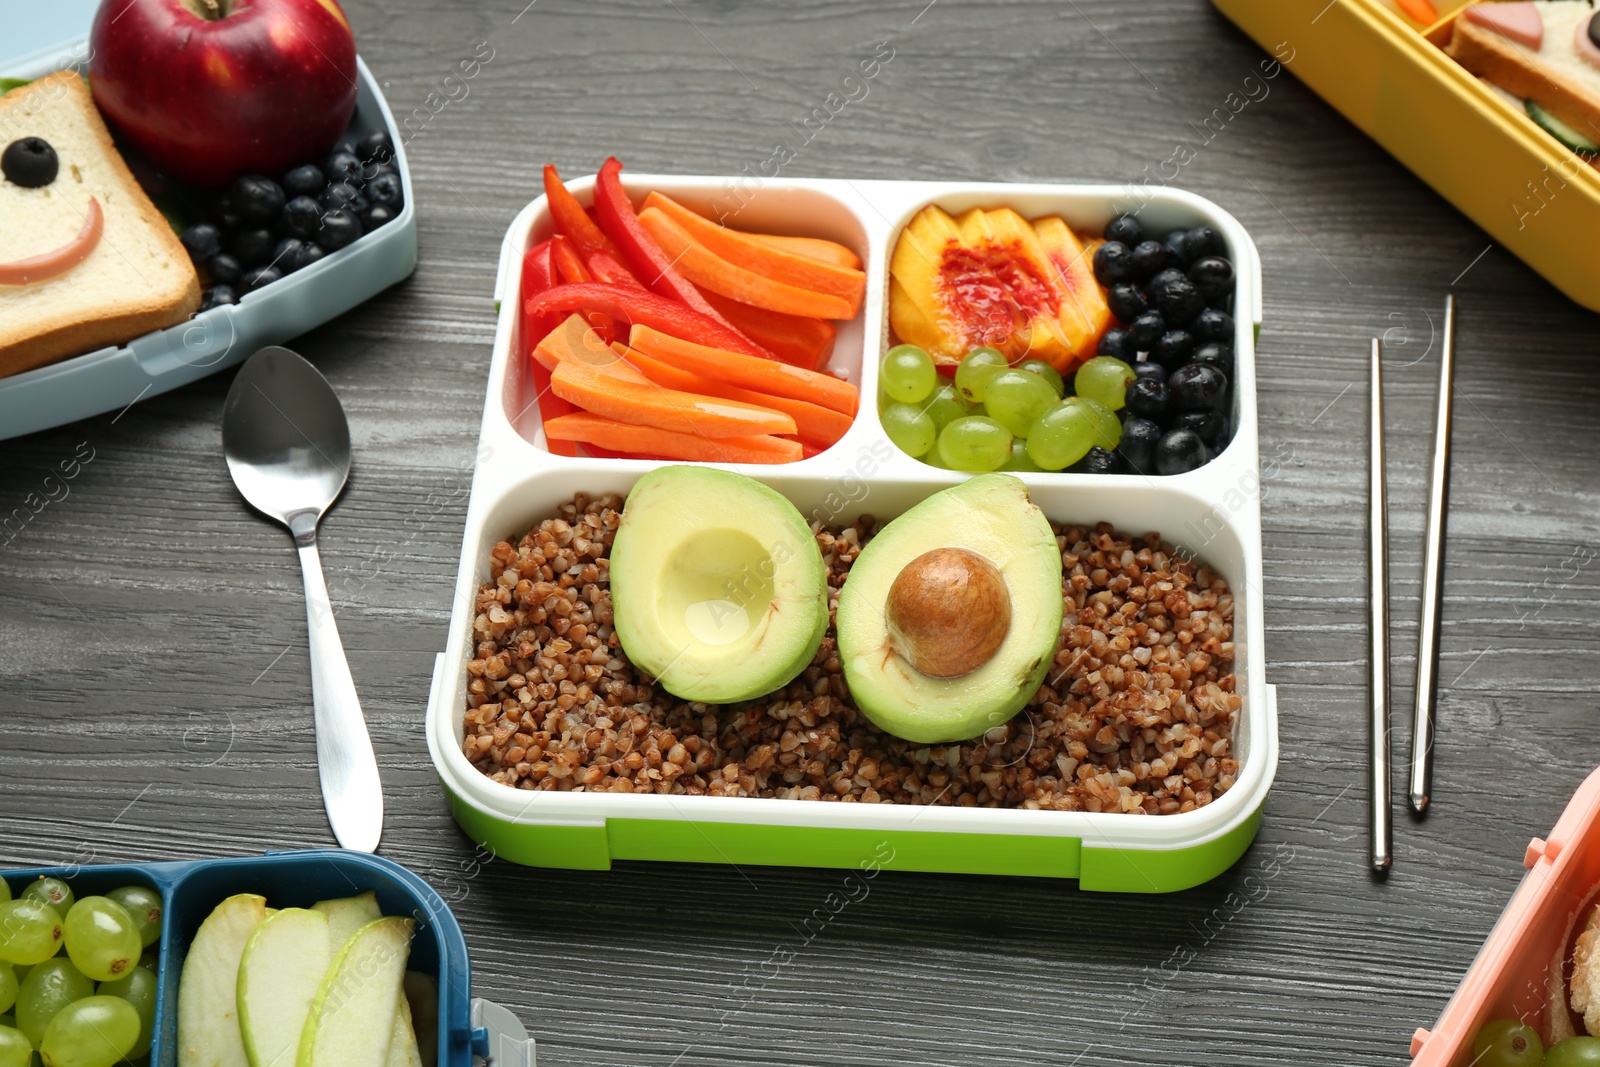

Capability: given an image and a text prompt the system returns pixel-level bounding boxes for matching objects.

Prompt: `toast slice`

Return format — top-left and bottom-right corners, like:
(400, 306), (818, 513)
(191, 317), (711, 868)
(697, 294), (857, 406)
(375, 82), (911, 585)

(0, 71), (200, 379)
(1448, 4), (1600, 143)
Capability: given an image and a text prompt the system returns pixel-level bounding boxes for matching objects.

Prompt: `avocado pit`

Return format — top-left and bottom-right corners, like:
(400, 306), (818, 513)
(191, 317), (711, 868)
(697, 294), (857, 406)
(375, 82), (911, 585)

(884, 547), (1012, 679)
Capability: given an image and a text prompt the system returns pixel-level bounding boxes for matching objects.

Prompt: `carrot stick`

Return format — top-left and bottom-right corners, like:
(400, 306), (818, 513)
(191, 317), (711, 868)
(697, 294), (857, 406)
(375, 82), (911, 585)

(545, 413), (803, 464)
(534, 315), (649, 382)
(617, 345), (853, 447)
(637, 209), (855, 320)
(642, 192), (865, 313)
(697, 288), (837, 371)
(628, 324), (859, 416)
(746, 233), (862, 270)
(550, 360), (797, 438)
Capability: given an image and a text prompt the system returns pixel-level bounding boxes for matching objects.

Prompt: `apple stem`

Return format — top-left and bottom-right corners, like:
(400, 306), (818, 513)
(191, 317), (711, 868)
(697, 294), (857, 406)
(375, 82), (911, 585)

(194, 0), (230, 18)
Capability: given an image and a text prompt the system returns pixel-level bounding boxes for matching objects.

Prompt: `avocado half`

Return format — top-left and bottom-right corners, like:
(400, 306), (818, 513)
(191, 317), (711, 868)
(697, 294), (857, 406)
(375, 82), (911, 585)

(836, 474), (1063, 743)
(611, 466), (829, 704)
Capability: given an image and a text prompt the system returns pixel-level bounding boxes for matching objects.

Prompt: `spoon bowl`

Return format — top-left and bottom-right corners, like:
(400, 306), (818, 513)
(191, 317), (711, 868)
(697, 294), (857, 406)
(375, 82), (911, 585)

(223, 346), (383, 853)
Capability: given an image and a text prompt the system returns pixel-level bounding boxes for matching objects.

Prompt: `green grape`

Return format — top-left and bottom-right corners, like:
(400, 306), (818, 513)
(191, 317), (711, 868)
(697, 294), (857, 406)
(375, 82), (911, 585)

(102, 890), (159, 951)
(935, 416), (1012, 473)
(38, 996), (137, 1067)
(61, 901), (138, 984)
(0, 903), (62, 967)
(918, 384), (968, 431)
(881, 403), (936, 458)
(1026, 398), (1117, 470)
(0, 966), (14, 1016)
(15, 959), (92, 1045)
(1469, 1019), (1544, 1067)
(880, 344), (937, 404)
(0, 882), (10, 906)
(983, 370), (1058, 437)
(0, 1025), (27, 1067)
(18, 885), (70, 923)
(1017, 359), (1064, 396)
(1073, 356), (1137, 411)
(1001, 440), (1043, 472)
(953, 346), (1009, 404)
(1546, 1036), (1600, 1067)
(95, 968), (153, 1060)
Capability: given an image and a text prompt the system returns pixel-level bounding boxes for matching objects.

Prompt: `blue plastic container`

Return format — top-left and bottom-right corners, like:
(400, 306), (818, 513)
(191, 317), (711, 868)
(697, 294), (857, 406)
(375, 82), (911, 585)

(0, 850), (534, 1067)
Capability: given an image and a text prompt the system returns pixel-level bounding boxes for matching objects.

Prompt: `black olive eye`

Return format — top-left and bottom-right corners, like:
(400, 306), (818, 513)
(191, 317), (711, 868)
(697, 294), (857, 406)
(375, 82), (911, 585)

(2, 137), (58, 188)
(1589, 11), (1600, 50)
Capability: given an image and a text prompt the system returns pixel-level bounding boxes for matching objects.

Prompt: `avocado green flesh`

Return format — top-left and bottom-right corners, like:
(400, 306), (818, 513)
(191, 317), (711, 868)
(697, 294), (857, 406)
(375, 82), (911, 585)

(837, 474), (1063, 743)
(611, 466), (829, 704)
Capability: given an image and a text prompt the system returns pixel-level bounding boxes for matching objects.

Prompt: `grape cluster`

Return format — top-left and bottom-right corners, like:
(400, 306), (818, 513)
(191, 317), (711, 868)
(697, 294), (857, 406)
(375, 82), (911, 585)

(879, 342), (1129, 473)
(1093, 214), (1237, 475)
(1470, 1017), (1600, 1067)
(178, 127), (404, 313)
(0, 876), (161, 1067)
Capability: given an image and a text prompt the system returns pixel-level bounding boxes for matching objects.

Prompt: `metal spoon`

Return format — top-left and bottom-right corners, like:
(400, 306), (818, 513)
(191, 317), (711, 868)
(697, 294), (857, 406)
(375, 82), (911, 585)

(222, 346), (383, 853)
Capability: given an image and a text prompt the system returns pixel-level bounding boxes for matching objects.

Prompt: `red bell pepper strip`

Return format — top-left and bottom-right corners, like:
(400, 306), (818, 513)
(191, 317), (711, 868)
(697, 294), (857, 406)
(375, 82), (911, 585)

(543, 164), (619, 261)
(525, 283), (774, 360)
(550, 235), (593, 284)
(587, 249), (647, 290)
(591, 157), (749, 335)
(518, 240), (577, 456)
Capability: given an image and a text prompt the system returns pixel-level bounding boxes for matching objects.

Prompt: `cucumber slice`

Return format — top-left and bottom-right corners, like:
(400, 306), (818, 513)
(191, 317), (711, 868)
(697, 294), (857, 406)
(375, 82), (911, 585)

(1526, 100), (1600, 152)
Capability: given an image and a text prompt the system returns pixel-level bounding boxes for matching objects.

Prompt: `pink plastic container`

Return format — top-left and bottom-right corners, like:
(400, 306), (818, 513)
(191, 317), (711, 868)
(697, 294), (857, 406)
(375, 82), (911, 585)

(1412, 767), (1600, 1064)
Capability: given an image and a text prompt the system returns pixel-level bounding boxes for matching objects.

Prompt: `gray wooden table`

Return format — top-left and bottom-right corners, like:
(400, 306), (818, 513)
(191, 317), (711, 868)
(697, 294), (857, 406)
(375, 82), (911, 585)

(3, 1), (1593, 1063)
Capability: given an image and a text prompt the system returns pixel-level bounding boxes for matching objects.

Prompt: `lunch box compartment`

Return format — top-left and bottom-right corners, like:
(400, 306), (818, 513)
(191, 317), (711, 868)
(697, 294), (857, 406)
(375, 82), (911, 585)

(1213, 0), (1600, 313)
(438, 177), (1277, 890)
(1411, 767), (1600, 1065)
(0, 850), (535, 1067)
(0, 45), (419, 442)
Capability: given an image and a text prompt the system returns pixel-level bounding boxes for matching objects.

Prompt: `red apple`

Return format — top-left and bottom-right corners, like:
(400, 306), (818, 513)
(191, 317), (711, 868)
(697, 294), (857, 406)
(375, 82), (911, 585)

(89, 0), (358, 188)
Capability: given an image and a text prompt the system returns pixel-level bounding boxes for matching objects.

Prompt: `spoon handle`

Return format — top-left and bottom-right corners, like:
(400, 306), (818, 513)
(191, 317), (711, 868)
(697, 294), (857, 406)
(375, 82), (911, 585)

(297, 540), (384, 853)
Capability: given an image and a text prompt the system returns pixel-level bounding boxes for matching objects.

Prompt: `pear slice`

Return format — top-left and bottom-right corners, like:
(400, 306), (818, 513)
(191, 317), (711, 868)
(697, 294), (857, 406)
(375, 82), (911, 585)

(297, 917), (413, 1067)
(386, 996), (424, 1067)
(178, 893), (268, 1067)
(311, 892), (381, 954)
(237, 908), (331, 1067)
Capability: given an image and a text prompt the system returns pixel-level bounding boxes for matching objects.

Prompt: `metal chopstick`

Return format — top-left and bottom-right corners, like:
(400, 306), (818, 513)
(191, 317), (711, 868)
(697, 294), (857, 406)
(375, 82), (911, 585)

(1370, 338), (1393, 873)
(1409, 294), (1456, 814)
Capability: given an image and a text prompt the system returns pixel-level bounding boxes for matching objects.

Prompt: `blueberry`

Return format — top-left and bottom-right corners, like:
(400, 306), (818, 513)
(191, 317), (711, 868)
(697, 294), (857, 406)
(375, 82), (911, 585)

(281, 195), (323, 241)
(318, 208), (363, 251)
(205, 253), (242, 287)
(298, 242), (327, 270)
(321, 181), (368, 214)
(1129, 310), (1165, 351)
(1124, 377), (1170, 420)
(180, 223), (224, 263)
(1103, 215), (1143, 246)
(1093, 241), (1136, 286)
(1, 136), (58, 187)
(1190, 341), (1233, 375)
(356, 130), (395, 165)
(1107, 283), (1149, 323)
(1153, 329), (1195, 369)
(1150, 272), (1204, 323)
(1131, 360), (1167, 384)
(1168, 363), (1227, 411)
(230, 227), (275, 266)
(1097, 327), (1134, 361)
(1128, 240), (1169, 281)
(1155, 428), (1210, 474)
(364, 171), (403, 209)
(1188, 256), (1235, 302)
(240, 266), (282, 293)
(199, 285), (237, 311)
(272, 237), (307, 272)
(229, 174), (285, 227)
(1190, 307), (1234, 343)
(324, 149), (364, 186)
(1174, 410), (1227, 448)
(1068, 446), (1123, 475)
(281, 164), (325, 199)
(1162, 229), (1195, 269)
(1187, 225), (1224, 259)
(358, 204), (395, 232)
(1148, 268), (1186, 292)
(1117, 418), (1163, 474)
